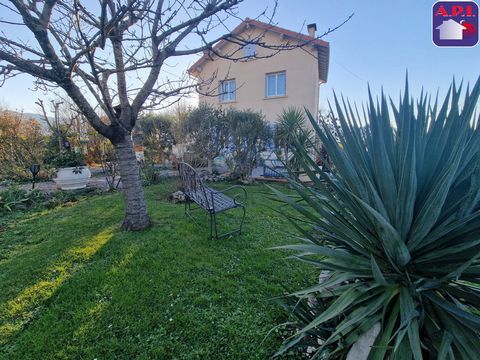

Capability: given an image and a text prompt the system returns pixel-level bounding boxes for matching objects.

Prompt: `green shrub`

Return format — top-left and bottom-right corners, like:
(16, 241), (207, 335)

(0, 186), (100, 216)
(227, 108), (266, 179)
(136, 113), (176, 164)
(49, 151), (86, 168)
(182, 105), (266, 178)
(273, 78), (480, 359)
(0, 110), (45, 182)
(0, 187), (46, 213)
(182, 103), (229, 173)
(140, 161), (161, 186)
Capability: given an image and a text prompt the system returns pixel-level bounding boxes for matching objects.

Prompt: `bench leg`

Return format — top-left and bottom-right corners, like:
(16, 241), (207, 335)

(209, 212), (219, 240)
(239, 205), (246, 235)
(209, 206), (246, 240)
(184, 197), (193, 215)
(184, 198), (198, 224)
(209, 213), (214, 240)
(207, 211), (221, 240)
(209, 212), (218, 240)
(188, 202), (245, 240)
(213, 211), (219, 240)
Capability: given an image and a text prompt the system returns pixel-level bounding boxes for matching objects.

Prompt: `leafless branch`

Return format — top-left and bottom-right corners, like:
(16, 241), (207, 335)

(0, 0), (348, 146)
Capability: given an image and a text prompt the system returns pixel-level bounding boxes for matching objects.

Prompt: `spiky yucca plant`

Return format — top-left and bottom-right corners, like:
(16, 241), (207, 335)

(273, 78), (480, 359)
(276, 107), (314, 175)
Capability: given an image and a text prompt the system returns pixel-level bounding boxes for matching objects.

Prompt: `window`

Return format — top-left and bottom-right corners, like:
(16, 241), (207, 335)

(243, 43), (257, 58)
(265, 72), (286, 97)
(219, 79), (236, 102)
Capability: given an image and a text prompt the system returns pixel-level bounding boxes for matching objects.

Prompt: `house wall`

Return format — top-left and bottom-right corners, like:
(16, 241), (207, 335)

(194, 29), (320, 124)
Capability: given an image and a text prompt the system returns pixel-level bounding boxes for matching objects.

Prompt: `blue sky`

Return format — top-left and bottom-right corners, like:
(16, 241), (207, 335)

(0, 0), (479, 113)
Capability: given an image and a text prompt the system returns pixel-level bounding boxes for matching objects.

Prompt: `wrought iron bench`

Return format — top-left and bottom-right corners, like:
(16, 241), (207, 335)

(178, 162), (247, 240)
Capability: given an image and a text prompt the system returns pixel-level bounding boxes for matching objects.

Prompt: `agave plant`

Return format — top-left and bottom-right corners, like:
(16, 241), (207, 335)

(272, 78), (480, 359)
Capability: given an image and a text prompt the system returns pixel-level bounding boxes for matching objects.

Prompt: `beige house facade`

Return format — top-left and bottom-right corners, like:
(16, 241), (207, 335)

(188, 19), (330, 124)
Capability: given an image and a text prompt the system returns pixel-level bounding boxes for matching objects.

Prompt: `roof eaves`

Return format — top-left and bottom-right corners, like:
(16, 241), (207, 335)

(187, 18), (330, 80)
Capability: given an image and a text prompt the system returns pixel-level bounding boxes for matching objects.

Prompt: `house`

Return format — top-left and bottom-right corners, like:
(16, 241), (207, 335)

(436, 19), (467, 40)
(188, 18), (330, 125)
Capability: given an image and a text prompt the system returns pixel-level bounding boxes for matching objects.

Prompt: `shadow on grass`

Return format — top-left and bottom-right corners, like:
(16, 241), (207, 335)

(0, 193), (124, 347)
(0, 196), (120, 264)
(0, 183), (311, 359)
(0, 227), (115, 345)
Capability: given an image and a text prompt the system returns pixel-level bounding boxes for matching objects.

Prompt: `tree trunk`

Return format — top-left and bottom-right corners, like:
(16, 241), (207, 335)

(114, 135), (151, 230)
(57, 130), (63, 153)
(207, 157), (213, 174)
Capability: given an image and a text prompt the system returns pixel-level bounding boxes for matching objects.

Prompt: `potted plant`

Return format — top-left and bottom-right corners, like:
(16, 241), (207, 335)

(52, 151), (91, 190)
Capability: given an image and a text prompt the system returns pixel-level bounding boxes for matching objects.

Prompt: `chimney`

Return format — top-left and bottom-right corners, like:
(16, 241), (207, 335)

(307, 23), (317, 38)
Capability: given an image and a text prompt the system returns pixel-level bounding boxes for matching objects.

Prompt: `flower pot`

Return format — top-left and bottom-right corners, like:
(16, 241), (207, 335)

(54, 167), (91, 190)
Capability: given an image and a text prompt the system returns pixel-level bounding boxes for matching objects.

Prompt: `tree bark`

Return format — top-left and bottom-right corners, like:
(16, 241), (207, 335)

(114, 134), (151, 230)
(207, 157), (213, 174)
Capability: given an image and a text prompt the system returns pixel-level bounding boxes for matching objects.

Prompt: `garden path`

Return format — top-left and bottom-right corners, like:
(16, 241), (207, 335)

(0, 168), (179, 193)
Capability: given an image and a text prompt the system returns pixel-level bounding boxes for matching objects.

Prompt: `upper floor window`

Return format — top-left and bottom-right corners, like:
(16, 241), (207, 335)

(219, 79), (236, 102)
(265, 71), (286, 97)
(243, 43), (257, 58)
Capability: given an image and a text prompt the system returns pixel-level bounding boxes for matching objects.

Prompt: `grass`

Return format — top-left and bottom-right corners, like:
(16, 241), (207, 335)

(0, 179), (313, 359)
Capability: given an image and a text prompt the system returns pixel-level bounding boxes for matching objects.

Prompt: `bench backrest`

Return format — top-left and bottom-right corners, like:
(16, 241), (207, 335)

(178, 162), (210, 208)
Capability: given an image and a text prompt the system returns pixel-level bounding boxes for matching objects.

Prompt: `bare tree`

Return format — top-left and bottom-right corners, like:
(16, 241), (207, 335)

(100, 142), (122, 191)
(0, 1), (349, 230)
(36, 98), (76, 153)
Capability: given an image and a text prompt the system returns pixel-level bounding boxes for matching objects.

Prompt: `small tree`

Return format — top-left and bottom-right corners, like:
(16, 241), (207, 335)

(168, 101), (191, 146)
(0, 1), (285, 230)
(227, 109), (265, 179)
(36, 98), (80, 154)
(0, 1), (351, 229)
(84, 130), (108, 166)
(182, 103), (229, 173)
(100, 142), (121, 191)
(275, 107), (314, 174)
(136, 114), (176, 164)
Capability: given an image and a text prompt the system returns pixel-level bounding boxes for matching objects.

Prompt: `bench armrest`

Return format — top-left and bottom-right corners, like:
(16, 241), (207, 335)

(211, 185), (247, 206)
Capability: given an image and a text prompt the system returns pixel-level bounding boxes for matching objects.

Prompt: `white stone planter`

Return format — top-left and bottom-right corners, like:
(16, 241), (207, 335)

(54, 167), (91, 190)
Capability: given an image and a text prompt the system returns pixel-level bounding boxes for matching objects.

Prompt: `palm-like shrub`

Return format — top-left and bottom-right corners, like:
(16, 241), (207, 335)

(275, 107), (314, 177)
(276, 107), (307, 165)
(273, 79), (480, 359)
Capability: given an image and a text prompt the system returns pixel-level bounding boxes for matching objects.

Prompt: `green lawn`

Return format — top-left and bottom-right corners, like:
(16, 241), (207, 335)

(0, 180), (313, 359)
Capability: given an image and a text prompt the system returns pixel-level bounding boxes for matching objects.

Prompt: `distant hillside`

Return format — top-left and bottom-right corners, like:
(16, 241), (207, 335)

(22, 112), (45, 122)
(6, 111), (50, 132)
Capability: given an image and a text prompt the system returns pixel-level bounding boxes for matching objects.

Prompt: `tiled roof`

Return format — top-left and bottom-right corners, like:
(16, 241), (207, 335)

(242, 18), (329, 47)
(188, 18), (329, 83)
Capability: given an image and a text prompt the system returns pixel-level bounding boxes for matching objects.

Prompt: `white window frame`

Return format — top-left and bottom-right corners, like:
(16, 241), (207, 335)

(219, 79), (236, 102)
(265, 71), (286, 98)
